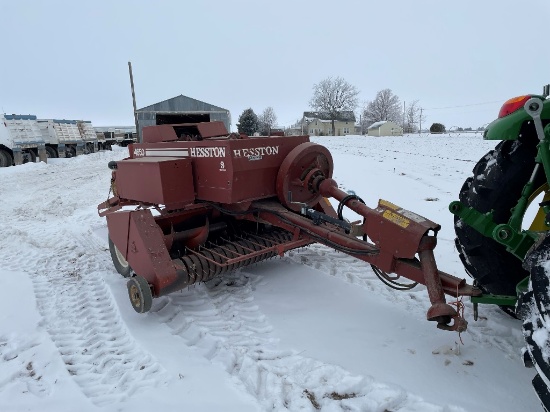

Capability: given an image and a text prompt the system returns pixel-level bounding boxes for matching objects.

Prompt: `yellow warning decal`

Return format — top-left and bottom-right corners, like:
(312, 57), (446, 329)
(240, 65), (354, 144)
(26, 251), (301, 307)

(382, 210), (410, 228)
(379, 199), (400, 210)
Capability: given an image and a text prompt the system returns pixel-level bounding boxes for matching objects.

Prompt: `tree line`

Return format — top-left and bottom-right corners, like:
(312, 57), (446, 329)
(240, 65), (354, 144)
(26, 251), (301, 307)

(237, 76), (444, 136)
(237, 107), (278, 136)
(309, 77), (427, 135)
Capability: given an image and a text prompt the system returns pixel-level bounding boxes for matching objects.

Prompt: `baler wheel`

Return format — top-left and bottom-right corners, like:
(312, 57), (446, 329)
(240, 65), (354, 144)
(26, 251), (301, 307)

(127, 276), (153, 313)
(109, 237), (132, 277)
(276, 142), (333, 212)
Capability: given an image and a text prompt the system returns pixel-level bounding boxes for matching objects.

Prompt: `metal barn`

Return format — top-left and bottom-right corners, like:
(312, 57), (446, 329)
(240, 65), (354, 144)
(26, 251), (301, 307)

(136, 95), (231, 139)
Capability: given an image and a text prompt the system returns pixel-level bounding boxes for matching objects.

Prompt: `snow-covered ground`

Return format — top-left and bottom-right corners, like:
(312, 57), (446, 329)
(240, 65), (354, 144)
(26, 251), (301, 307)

(0, 133), (541, 411)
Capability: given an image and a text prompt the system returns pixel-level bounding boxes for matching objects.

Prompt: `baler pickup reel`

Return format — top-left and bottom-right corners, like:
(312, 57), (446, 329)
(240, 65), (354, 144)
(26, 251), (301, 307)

(99, 123), (480, 331)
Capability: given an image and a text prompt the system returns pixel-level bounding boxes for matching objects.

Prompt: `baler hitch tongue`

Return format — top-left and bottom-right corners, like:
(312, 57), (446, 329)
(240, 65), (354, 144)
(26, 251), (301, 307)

(437, 317), (468, 332)
(430, 305), (468, 332)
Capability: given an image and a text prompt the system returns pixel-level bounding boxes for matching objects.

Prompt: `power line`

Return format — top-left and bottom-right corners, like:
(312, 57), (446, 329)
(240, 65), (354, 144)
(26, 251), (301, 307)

(424, 99), (505, 111)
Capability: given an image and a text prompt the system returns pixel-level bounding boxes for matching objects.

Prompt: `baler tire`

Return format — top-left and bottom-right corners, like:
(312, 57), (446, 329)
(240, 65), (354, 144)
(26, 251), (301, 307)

(127, 276), (153, 313)
(108, 236), (132, 278)
(454, 137), (545, 296)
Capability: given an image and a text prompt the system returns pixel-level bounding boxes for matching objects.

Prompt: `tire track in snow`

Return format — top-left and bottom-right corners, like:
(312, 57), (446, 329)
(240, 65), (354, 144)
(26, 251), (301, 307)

(0, 335), (49, 398)
(0, 153), (169, 406)
(287, 244), (431, 314)
(286, 244), (526, 358)
(151, 269), (454, 411)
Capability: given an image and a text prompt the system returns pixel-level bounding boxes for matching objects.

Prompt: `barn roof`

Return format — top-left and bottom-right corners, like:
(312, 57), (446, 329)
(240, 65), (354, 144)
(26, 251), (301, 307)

(138, 94), (229, 112)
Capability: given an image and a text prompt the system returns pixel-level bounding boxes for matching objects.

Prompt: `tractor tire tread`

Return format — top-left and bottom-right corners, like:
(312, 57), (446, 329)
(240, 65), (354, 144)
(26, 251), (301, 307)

(454, 136), (544, 296)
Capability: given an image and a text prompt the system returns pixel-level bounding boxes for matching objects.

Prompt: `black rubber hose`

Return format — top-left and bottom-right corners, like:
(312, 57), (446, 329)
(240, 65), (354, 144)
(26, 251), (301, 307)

(337, 194), (365, 220)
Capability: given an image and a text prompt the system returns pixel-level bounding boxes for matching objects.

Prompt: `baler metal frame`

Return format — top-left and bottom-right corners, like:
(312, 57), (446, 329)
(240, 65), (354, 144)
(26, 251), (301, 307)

(99, 121), (481, 332)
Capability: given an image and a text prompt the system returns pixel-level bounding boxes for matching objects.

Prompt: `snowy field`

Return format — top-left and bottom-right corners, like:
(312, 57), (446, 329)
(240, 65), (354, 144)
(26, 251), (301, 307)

(0, 133), (541, 412)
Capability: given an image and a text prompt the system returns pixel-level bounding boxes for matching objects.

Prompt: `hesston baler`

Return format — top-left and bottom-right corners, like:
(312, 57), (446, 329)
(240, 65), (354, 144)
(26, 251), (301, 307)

(98, 121), (481, 332)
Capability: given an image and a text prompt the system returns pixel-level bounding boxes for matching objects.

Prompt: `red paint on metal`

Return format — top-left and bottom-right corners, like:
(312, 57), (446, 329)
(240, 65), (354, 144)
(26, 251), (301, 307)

(99, 122), (481, 330)
(318, 178), (440, 258)
(130, 135), (309, 204)
(115, 157), (195, 210)
(126, 210), (178, 297)
(106, 211), (131, 259)
(142, 124), (179, 143)
(197, 121), (228, 138)
(276, 142), (333, 212)
(141, 121), (228, 143)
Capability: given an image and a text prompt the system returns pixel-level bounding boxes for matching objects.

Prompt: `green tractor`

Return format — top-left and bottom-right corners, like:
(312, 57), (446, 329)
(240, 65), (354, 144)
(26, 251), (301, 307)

(450, 85), (550, 410)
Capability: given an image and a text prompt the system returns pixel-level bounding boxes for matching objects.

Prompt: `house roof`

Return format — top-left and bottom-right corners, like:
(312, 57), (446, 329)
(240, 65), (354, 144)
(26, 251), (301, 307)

(367, 121), (388, 129)
(303, 111), (356, 122)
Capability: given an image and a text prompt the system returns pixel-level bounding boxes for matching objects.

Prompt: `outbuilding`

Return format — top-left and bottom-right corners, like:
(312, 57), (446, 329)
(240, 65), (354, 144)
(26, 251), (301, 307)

(136, 95), (231, 140)
(367, 121), (403, 136)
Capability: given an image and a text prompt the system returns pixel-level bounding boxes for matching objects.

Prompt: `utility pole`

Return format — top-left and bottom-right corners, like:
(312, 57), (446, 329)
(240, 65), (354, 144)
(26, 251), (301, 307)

(128, 61), (140, 143)
(403, 101), (406, 134)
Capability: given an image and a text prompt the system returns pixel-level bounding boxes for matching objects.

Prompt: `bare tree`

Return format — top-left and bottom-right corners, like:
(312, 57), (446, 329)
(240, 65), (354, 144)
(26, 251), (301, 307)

(362, 89), (401, 126)
(258, 107), (278, 135)
(309, 76), (359, 135)
(404, 100), (426, 133)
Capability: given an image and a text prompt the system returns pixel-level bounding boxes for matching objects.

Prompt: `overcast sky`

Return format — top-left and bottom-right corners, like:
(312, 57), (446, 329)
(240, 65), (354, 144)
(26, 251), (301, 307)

(1, 0), (549, 131)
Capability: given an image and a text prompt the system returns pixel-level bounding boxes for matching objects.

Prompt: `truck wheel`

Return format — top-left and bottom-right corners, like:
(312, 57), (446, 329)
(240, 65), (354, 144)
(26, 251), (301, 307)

(45, 146), (58, 158)
(0, 149), (12, 167)
(68, 146), (77, 158)
(22, 150), (36, 164)
(454, 137), (546, 296)
(108, 236), (132, 277)
(127, 276), (153, 313)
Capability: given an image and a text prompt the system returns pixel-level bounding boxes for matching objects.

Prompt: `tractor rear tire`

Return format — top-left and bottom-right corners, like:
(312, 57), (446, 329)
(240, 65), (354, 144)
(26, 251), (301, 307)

(519, 234), (550, 412)
(109, 236), (132, 277)
(454, 137), (545, 296)
(127, 276), (153, 313)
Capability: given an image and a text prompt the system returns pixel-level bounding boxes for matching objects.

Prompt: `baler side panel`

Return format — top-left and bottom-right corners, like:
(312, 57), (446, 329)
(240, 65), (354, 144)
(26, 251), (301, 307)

(115, 157), (195, 209)
(126, 209), (177, 296)
(106, 211), (132, 260)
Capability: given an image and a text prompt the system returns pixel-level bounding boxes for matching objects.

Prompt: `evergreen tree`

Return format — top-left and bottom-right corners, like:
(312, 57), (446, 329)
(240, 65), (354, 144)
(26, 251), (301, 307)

(237, 108), (259, 135)
(430, 123), (446, 133)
